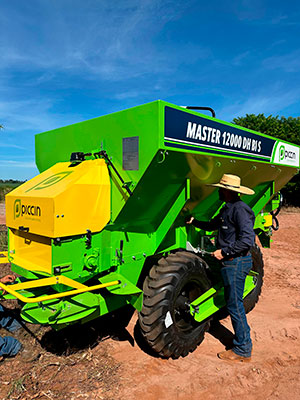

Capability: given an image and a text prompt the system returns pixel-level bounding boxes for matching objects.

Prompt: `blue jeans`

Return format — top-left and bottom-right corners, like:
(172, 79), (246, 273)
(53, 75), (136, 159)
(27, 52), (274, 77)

(221, 255), (253, 357)
(0, 304), (22, 357)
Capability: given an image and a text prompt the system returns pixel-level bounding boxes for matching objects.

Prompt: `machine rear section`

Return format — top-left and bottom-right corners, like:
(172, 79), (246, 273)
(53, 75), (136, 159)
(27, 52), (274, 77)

(3, 158), (134, 326)
(1, 100), (299, 358)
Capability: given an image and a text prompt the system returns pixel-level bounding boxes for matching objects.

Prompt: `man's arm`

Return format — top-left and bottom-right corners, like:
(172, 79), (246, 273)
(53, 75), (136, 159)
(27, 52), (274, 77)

(186, 214), (222, 259)
(186, 215), (221, 231)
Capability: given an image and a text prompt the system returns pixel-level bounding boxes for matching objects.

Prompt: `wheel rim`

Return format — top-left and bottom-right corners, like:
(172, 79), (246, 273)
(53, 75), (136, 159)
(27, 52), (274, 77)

(173, 280), (202, 333)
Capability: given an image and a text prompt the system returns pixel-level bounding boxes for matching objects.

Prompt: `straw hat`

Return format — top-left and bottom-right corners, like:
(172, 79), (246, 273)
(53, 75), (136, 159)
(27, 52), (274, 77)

(208, 174), (255, 195)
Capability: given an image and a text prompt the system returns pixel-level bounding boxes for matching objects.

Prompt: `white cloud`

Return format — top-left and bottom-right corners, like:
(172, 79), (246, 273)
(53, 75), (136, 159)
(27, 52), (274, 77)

(114, 91), (141, 100)
(232, 51), (251, 66)
(0, 142), (26, 150)
(271, 15), (288, 24)
(231, 0), (266, 21)
(263, 50), (300, 73)
(0, 160), (36, 168)
(219, 89), (300, 120)
(0, 99), (83, 133)
(0, 0), (204, 82)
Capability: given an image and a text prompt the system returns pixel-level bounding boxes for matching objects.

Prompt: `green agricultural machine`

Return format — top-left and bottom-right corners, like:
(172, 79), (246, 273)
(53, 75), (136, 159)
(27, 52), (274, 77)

(1, 101), (299, 358)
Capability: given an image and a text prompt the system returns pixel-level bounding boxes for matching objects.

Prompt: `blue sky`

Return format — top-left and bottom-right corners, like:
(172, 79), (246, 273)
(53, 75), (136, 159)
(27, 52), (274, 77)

(1, 0), (300, 180)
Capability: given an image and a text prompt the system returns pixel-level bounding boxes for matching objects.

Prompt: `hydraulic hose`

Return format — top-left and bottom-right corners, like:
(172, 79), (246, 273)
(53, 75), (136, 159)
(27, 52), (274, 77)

(270, 193), (283, 231)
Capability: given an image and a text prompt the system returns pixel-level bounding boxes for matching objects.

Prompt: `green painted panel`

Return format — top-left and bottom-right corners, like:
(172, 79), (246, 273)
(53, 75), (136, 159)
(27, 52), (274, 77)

(21, 291), (101, 324)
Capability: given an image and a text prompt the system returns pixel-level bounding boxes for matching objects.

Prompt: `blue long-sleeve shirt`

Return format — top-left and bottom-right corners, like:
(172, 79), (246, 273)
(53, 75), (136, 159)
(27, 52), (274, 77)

(192, 199), (255, 257)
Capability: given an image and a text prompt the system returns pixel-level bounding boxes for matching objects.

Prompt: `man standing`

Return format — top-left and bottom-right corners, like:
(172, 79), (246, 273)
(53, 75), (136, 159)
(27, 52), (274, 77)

(186, 174), (255, 362)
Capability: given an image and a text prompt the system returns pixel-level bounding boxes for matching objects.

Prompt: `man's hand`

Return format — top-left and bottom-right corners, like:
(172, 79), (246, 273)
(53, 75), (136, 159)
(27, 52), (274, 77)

(213, 249), (224, 260)
(185, 216), (194, 224)
(0, 275), (16, 295)
(0, 275), (16, 284)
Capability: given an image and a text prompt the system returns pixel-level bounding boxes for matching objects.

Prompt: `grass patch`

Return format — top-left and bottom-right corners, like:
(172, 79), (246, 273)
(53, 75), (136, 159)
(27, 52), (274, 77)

(0, 187), (11, 202)
(0, 181), (24, 201)
(0, 230), (8, 252)
(7, 377), (26, 399)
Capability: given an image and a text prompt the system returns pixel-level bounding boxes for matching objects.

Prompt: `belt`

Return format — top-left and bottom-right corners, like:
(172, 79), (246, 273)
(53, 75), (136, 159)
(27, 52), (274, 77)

(227, 251), (250, 261)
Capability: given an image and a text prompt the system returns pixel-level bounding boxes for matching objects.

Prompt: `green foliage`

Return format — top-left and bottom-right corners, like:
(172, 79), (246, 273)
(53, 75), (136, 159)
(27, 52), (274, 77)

(0, 180), (24, 201)
(233, 114), (300, 206)
(233, 114), (300, 145)
(0, 179), (24, 186)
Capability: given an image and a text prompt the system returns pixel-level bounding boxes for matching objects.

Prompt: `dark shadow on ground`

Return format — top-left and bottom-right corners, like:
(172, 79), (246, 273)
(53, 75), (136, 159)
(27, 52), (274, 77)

(208, 319), (234, 349)
(40, 305), (135, 356)
(133, 319), (160, 358)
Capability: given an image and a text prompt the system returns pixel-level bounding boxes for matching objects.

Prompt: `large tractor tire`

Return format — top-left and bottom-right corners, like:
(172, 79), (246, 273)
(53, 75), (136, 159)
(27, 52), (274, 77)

(243, 244), (264, 313)
(138, 251), (212, 359)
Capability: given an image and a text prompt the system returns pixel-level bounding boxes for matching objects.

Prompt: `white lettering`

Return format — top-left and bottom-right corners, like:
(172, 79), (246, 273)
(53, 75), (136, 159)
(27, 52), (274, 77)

(211, 128), (216, 143)
(207, 127), (212, 141)
(202, 126), (207, 141)
(258, 141), (261, 152)
(186, 122), (196, 139)
(195, 124), (202, 140)
(186, 122), (264, 156)
(286, 150), (296, 159)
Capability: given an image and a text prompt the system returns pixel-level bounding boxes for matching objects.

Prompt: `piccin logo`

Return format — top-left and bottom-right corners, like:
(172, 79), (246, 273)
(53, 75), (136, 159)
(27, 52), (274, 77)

(14, 199), (21, 219)
(279, 144), (296, 162)
(279, 145), (285, 161)
(25, 171), (73, 193)
(13, 199), (41, 219)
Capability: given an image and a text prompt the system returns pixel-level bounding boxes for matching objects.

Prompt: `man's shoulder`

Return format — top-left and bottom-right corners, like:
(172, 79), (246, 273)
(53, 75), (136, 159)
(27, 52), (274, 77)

(232, 200), (255, 215)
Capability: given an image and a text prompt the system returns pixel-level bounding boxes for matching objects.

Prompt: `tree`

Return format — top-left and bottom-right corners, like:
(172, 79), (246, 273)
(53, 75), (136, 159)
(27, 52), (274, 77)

(233, 114), (300, 206)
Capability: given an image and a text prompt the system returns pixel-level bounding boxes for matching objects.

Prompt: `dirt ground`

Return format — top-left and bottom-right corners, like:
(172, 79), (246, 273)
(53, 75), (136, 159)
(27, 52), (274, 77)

(0, 203), (5, 225)
(0, 205), (299, 400)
